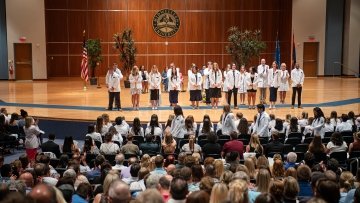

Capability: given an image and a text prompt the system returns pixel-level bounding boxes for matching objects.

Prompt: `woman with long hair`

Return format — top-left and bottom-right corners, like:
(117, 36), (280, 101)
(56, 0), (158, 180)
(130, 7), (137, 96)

(238, 117), (250, 137)
(139, 65), (149, 93)
(199, 117), (213, 136)
(272, 118), (285, 134)
(82, 136), (100, 155)
(168, 65), (181, 107)
(164, 114), (175, 136)
(238, 65), (248, 105)
(219, 104), (236, 136)
(228, 179), (249, 203)
(62, 136), (79, 154)
(330, 111), (340, 127)
(114, 116), (129, 137)
(108, 126), (123, 145)
(210, 183), (228, 203)
(349, 132), (360, 154)
(246, 66), (259, 109)
(129, 117), (144, 137)
(286, 117), (301, 138)
(95, 116), (104, 135)
(278, 62), (290, 104)
(326, 132), (348, 154)
(312, 107), (325, 138)
(272, 159), (285, 179)
(161, 133), (177, 154)
(256, 168), (271, 193)
(244, 158), (258, 180)
(181, 134), (201, 154)
(246, 134), (263, 155)
(184, 115), (197, 136)
(189, 65), (203, 109)
(86, 124), (102, 143)
(308, 135), (326, 154)
(24, 117), (42, 161)
(209, 62), (223, 109)
(129, 65), (143, 110)
(100, 132), (120, 155)
(149, 65), (161, 109)
(101, 113), (112, 135)
(145, 114), (163, 138)
(170, 105), (185, 140)
(268, 61), (280, 109)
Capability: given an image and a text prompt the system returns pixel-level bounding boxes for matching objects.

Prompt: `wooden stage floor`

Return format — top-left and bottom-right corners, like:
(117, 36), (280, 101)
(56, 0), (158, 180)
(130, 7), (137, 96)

(0, 77), (359, 123)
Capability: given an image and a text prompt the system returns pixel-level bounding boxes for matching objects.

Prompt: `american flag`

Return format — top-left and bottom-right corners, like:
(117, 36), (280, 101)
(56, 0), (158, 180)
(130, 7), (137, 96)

(80, 37), (88, 82)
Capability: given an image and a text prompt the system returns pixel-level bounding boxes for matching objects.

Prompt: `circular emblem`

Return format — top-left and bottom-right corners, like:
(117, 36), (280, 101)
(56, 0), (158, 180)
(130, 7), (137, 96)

(153, 9), (180, 37)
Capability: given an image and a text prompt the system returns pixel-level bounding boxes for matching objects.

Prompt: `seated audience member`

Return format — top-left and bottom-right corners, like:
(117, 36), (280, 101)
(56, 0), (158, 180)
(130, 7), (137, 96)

(202, 132), (222, 156)
(19, 172), (34, 192)
(41, 133), (61, 158)
(34, 163), (58, 186)
(136, 188), (164, 203)
(323, 117), (335, 133)
(222, 131), (244, 159)
(100, 132), (120, 155)
(175, 152), (186, 169)
(181, 134), (202, 154)
(315, 179), (340, 203)
(85, 124), (103, 143)
(227, 179), (249, 203)
(145, 114), (163, 138)
(286, 117), (301, 138)
(256, 169), (271, 193)
(121, 157), (138, 179)
(210, 182), (228, 203)
(186, 190), (210, 203)
(129, 117), (145, 137)
(108, 126), (123, 146)
(302, 117), (314, 136)
(156, 175), (171, 202)
(339, 171), (354, 203)
(112, 153), (126, 171)
(86, 155), (105, 183)
(283, 176), (300, 203)
(246, 134), (263, 155)
(326, 132), (348, 154)
(198, 116), (214, 136)
(62, 136), (79, 154)
(297, 165), (312, 197)
(120, 134), (140, 156)
(349, 132), (360, 154)
(122, 163), (141, 185)
(72, 182), (93, 203)
(298, 112), (308, 128)
(129, 167), (149, 192)
(336, 114), (353, 132)
(114, 116), (130, 137)
(284, 152), (297, 170)
(28, 183), (57, 203)
(167, 178), (188, 203)
(271, 118), (286, 134)
(150, 155), (167, 175)
(139, 134), (160, 155)
(264, 131), (284, 156)
(161, 133), (177, 154)
(308, 135), (327, 154)
(107, 180), (131, 203)
(82, 136), (100, 155)
(272, 159), (285, 179)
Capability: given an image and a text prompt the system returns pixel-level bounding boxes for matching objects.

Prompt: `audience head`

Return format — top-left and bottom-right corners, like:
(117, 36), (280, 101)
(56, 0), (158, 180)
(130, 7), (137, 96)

(285, 167), (297, 179)
(130, 163), (141, 178)
(297, 165), (311, 181)
(339, 171), (354, 192)
(228, 179), (249, 203)
(315, 179), (340, 203)
(136, 188), (163, 203)
(186, 190), (210, 203)
(210, 183), (228, 203)
(170, 178), (188, 200)
(107, 180), (131, 203)
(28, 183), (57, 203)
(255, 193), (276, 203)
(199, 176), (215, 195)
(230, 131), (238, 140)
(269, 180), (284, 202)
(257, 169), (271, 193)
(283, 176), (299, 200)
(257, 103), (265, 112)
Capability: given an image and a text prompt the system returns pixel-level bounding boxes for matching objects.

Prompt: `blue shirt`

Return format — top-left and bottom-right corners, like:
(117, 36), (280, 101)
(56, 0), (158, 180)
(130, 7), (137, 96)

(284, 162), (296, 170)
(150, 167), (167, 175)
(72, 194), (88, 203)
(86, 168), (101, 182)
(298, 181), (313, 197)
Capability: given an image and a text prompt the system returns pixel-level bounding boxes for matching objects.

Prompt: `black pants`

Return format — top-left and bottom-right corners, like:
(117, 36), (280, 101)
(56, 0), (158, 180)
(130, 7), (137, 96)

(108, 91), (121, 110)
(205, 89), (211, 104)
(227, 87), (238, 107)
(291, 87), (302, 106)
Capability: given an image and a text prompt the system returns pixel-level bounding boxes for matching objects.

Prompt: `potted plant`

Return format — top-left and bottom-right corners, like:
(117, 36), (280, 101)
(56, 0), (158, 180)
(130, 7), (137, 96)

(226, 27), (266, 67)
(87, 39), (103, 85)
(113, 29), (137, 88)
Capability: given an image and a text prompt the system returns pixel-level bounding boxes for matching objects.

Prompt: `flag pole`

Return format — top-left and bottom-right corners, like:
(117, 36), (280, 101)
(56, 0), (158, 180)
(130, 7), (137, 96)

(83, 30), (87, 91)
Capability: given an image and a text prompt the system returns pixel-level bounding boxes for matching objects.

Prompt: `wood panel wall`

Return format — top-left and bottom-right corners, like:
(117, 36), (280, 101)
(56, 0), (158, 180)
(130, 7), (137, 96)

(45, 0), (292, 77)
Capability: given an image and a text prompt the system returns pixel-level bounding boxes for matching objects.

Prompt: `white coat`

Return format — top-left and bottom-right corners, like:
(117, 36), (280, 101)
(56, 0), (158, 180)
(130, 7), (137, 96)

(226, 69), (241, 90)
(257, 64), (269, 88)
(221, 113), (237, 136)
(246, 73), (259, 90)
(209, 70), (223, 88)
(268, 68), (280, 88)
(278, 70), (290, 91)
(238, 72), (248, 93)
(254, 112), (270, 137)
(189, 72), (203, 91)
(108, 72), (121, 92)
(170, 115), (185, 139)
(222, 70), (230, 92)
(203, 68), (212, 89)
(312, 117), (325, 138)
(129, 74), (143, 90)
(291, 68), (305, 87)
(149, 72), (161, 90)
(168, 75), (181, 91)
(106, 68), (123, 91)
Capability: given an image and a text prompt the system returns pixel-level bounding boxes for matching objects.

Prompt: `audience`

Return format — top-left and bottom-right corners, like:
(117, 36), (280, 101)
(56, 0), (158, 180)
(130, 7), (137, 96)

(41, 133), (61, 158)
(326, 132), (348, 154)
(100, 132), (120, 155)
(222, 131), (244, 159)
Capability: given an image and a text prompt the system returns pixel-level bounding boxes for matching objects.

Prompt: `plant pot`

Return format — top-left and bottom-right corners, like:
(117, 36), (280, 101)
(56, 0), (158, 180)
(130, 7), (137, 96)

(90, 77), (98, 85)
(124, 80), (130, 88)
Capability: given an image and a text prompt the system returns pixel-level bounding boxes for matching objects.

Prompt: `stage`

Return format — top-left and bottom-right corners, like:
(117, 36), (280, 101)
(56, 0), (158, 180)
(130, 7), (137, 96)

(0, 77), (359, 123)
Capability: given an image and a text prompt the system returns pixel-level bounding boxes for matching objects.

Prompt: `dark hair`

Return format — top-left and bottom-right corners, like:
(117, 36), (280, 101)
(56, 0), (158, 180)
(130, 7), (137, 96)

(58, 154), (69, 168)
(330, 132), (343, 146)
(159, 176), (171, 189)
(170, 178), (188, 200)
(132, 117), (142, 136)
(104, 132), (113, 143)
(289, 117), (298, 133)
(330, 111), (338, 119)
(48, 134), (56, 140)
(315, 179), (340, 203)
(238, 118), (249, 135)
(95, 155), (105, 167)
(201, 118), (212, 134)
(274, 118), (283, 131)
(63, 136), (74, 153)
(191, 164), (204, 182)
(115, 116), (123, 125)
(230, 131), (238, 140)
(309, 135), (325, 153)
(96, 116), (103, 133)
(173, 105), (184, 117)
(0, 164), (12, 177)
(257, 104), (265, 111)
(185, 116), (194, 132)
(76, 183), (93, 199)
(186, 190), (210, 203)
(207, 132), (218, 143)
(171, 66), (178, 80)
(255, 193), (276, 203)
(154, 155), (164, 168)
(20, 109), (28, 118)
(341, 114), (349, 122)
(149, 114), (160, 135)
(348, 111), (355, 123)
(84, 136), (93, 153)
(130, 163), (141, 177)
(19, 154), (29, 170)
(9, 113), (19, 125)
(87, 124), (95, 134)
(313, 107), (324, 119)
(297, 165), (311, 181)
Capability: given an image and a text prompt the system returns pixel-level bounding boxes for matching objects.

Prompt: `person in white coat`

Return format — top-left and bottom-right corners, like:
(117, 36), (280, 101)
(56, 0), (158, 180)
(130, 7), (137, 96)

(222, 64), (231, 103)
(253, 104), (270, 138)
(107, 68), (121, 111)
(226, 63), (241, 109)
(268, 61), (281, 109)
(311, 107), (325, 138)
(170, 105), (185, 141)
(168, 66), (181, 107)
(105, 63), (123, 110)
(129, 66), (142, 110)
(220, 105), (237, 136)
(189, 65), (203, 109)
(140, 65), (149, 93)
(278, 62), (290, 104)
(291, 63), (305, 109)
(257, 59), (269, 104)
(209, 62), (223, 109)
(148, 65), (162, 109)
(238, 65), (248, 105)
(203, 61), (213, 105)
(246, 67), (259, 109)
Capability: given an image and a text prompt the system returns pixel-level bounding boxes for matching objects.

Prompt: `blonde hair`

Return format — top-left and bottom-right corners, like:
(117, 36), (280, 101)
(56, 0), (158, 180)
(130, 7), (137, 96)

(132, 65), (139, 76)
(283, 176), (300, 199)
(25, 117), (34, 128)
(141, 154), (151, 168)
(210, 183), (228, 203)
(102, 113), (110, 123)
(103, 172), (120, 195)
(220, 170), (233, 185)
(339, 171), (354, 192)
(192, 152), (201, 164)
(256, 155), (269, 169)
(228, 179), (249, 203)
(214, 159), (224, 179)
(151, 65), (158, 73)
(256, 169), (271, 193)
(244, 158), (256, 179)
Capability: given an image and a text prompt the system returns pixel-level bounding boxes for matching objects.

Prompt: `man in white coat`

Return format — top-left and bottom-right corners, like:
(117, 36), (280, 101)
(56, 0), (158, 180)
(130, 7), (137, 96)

(257, 59), (269, 104)
(254, 104), (270, 138)
(106, 63), (123, 110)
(226, 63), (241, 109)
(291, 63), (305, 109)
(107, 68), (121, 111)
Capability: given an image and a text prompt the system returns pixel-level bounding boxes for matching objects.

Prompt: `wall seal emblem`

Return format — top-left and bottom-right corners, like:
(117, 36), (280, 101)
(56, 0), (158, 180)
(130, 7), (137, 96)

(152, 9), (180, 37)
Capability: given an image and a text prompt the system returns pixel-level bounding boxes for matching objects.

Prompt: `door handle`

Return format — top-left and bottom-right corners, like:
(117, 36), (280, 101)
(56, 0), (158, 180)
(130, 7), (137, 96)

(15, 61), (32, 65)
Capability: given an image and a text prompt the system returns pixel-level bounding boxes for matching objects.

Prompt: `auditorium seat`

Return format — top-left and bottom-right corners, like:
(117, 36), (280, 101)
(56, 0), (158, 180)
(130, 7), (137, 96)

(197, 139), (208, 147)
(349, 151), (360, 159)
(198, 135), (207, 140)
(217, 139), (228, 147)
(238, 139), (249, 145)
(288, 133), (303, 139)
(133, 136), (144, 144)
(330, 151), (347, 165)
(295, 144), (309, 153)
(204, 153), (222, 159)
(324, 131), (333, 138)
(343, 136), (353, 145)
(104, 154), (116, 165)
(304, 137), (313, 144)
(283, 144), (294, 155)
(219, 135), (231, 140)
(295, 152), (305, 163)
(341, 131), (353, 137)
(285, 138), (301, 147)
(178, 139), (189, 149)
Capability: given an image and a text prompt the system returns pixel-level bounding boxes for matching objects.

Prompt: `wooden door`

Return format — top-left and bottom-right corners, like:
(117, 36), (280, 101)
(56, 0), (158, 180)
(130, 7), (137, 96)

(14, 43), (32, 80)
(303, 42), (319, 77)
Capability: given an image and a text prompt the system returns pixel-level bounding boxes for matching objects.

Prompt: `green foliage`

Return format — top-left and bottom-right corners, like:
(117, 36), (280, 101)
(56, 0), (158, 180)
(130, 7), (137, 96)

(225, 27), (266, 67)
(113, 29), (137, 77)
(86, 39), (103, 77)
